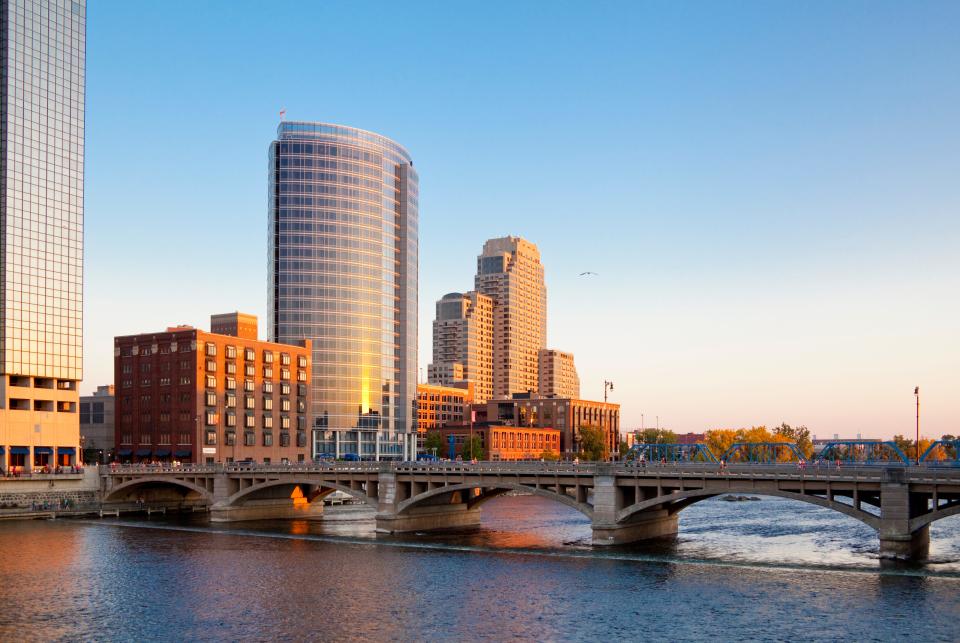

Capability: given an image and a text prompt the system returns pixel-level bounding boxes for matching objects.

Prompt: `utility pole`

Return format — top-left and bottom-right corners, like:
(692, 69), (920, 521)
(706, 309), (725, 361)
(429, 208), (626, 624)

(915, 386), (920, 465)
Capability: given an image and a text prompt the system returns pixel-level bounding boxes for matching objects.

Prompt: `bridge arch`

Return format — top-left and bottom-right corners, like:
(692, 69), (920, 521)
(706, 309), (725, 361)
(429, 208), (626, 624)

(617, 488), (881, 530)
(397, 481), (594, 520)
(910, 500), (960, 532)
(104, 476), (213, 503)
(223, 478), (376, 509)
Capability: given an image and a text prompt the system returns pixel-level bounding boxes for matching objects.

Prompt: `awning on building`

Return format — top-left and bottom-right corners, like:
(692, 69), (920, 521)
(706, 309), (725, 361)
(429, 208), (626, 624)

(10, 447), (30, 455)
(57, 447), (76, 455)
(135, 448), (152, 457)
(154, 449), (171, 457)
(117, 449), (133, 457)
(174, 449), (192, 458)
(33, 447), (53, 455)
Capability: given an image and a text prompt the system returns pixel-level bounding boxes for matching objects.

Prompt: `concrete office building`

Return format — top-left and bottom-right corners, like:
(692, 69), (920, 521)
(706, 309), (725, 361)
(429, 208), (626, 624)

(80, 384), (114, 462)
(474, 237), (546, 398)
(0, 0), (85, 472)
(114, 314), (311, 464)
(427, 291), (493, 403)
(538, 349), (580, 399)
(269, 123), (418, 460)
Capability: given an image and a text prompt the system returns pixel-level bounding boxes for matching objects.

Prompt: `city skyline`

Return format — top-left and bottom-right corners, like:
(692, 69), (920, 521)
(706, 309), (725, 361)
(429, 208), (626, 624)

(80, 1), (959, 438)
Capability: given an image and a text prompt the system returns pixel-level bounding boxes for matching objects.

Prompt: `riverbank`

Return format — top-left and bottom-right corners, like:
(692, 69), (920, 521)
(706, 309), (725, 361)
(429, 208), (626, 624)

(0, 468), (99, 516)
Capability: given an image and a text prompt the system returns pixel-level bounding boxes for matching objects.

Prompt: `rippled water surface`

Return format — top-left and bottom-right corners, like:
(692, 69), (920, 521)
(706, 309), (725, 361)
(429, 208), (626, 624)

(2, 495), (959, 641)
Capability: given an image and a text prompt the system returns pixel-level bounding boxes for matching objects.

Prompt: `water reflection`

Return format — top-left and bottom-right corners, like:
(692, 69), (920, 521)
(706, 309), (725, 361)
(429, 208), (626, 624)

(1, 495), (960, 641)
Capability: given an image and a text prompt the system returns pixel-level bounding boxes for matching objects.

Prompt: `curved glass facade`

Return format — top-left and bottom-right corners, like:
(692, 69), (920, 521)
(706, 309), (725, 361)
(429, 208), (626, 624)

(268, 122), (417, 459)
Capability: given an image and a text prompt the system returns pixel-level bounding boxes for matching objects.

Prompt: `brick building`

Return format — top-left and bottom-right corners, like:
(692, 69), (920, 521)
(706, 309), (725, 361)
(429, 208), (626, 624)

(416, 382), (473, 432)
(114, 313), (311, 464)
(435, 424), (560, 461)
(472, 394), (620, 458)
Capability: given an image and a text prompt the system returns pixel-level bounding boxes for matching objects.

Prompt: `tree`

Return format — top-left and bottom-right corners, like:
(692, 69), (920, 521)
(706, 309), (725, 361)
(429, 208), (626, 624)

(578, 425), (608, 461)
(423, 432), (444, 457)
(458, 435), (484, 460)
(618, 439), (631, 459)
(774, 423), (813, 459)
(639, 428), (677, 444)
(918, 437), (937, 462)
(892, 434), (916, 460)
(540, 449), (560, 461)
(704, 429), (738, 459)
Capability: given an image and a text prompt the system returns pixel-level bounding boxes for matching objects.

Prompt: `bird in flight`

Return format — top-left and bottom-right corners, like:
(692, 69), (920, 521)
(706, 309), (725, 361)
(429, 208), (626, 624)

(579, 271), (599, 276)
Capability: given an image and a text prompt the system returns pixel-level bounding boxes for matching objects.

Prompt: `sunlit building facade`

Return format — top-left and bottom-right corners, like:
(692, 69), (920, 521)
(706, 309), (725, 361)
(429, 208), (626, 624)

(475, 237), (546, 399)
(114, 314), (311, 465)
(0, 0), (85, 472)
(538, 348), (580, 399)
(428, 290), (493, 403)
(472, 394), (620, 458)
(269, 122), (418, 460)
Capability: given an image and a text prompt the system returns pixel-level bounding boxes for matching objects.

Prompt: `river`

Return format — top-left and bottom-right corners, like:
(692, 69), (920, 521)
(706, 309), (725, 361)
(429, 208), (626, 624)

(1, 495), (959, 641)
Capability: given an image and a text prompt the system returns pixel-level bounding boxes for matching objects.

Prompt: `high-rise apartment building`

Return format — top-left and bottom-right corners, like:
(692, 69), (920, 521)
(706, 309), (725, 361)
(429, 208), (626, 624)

(427, 291), (493, 403)
(475, 237), (546, 398)
(269, 122), (418, 460)
(538, 348), (580, 399)
(0, 0), (85, 472)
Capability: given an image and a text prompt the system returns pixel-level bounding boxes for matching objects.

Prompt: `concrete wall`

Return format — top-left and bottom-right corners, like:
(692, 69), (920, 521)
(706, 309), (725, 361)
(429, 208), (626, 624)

(0, 467), (99, 508)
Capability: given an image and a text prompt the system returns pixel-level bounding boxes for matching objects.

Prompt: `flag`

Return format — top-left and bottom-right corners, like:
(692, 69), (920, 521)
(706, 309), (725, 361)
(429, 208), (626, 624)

(279, 108), (286, 120)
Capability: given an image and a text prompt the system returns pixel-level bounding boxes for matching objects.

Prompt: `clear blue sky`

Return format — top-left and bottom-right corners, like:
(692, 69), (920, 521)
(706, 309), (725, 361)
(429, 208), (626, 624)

(84, 1), (959, 439)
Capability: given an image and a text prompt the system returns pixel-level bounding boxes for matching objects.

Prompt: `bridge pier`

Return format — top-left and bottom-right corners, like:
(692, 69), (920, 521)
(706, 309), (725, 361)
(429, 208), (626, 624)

(374, 471), (481, 534)
(210, 498), (324, 522)
(880, 525), (929, 560)
(375, 504), (482, 534)
(209, 476), (326, 522)
(592, 510), (678, 546)
(878, 471), (929, 560)
(591, 472), (680, 545)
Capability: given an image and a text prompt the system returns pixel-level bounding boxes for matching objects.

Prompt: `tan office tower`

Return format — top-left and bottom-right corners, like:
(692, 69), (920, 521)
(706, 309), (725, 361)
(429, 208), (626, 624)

(475, 237), (546, 399)
(1, 0), (86, 472)
(428, 291), (493, 403)
(538, 349), (580, 398)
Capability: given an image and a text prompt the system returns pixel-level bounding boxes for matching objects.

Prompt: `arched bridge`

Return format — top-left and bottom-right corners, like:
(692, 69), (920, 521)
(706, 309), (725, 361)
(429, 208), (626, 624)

(99, 462), (960, 560)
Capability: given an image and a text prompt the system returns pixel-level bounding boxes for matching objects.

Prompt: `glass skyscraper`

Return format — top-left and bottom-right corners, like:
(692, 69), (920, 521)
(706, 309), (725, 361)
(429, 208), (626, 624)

(0, 0), (85, 470)
(268, 122), (418, 460)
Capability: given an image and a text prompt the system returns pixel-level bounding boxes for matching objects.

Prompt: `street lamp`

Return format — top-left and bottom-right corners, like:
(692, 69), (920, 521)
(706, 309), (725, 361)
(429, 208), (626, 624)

(604, 380), (614, 403)
(915, 386), (920, 465)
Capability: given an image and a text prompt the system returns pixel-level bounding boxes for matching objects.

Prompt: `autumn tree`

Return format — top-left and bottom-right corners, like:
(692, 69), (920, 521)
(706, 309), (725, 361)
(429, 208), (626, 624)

(892, 434), (916, 461)
(774, 423), (814, 459)
(704, 429), (738, 459)
(540, 449), (560, 461)
(639, 428), (678, 444)
(578, 425), (609, 461)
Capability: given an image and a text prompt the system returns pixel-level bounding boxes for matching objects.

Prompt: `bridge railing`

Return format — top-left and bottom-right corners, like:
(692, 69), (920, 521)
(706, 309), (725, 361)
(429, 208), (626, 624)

(99, 460), (960, 482)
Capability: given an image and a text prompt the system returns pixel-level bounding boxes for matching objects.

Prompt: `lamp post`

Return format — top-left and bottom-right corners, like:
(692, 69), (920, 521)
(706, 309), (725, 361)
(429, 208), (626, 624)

(604, 380), (614, 403)
(915, 386), (920, 465)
